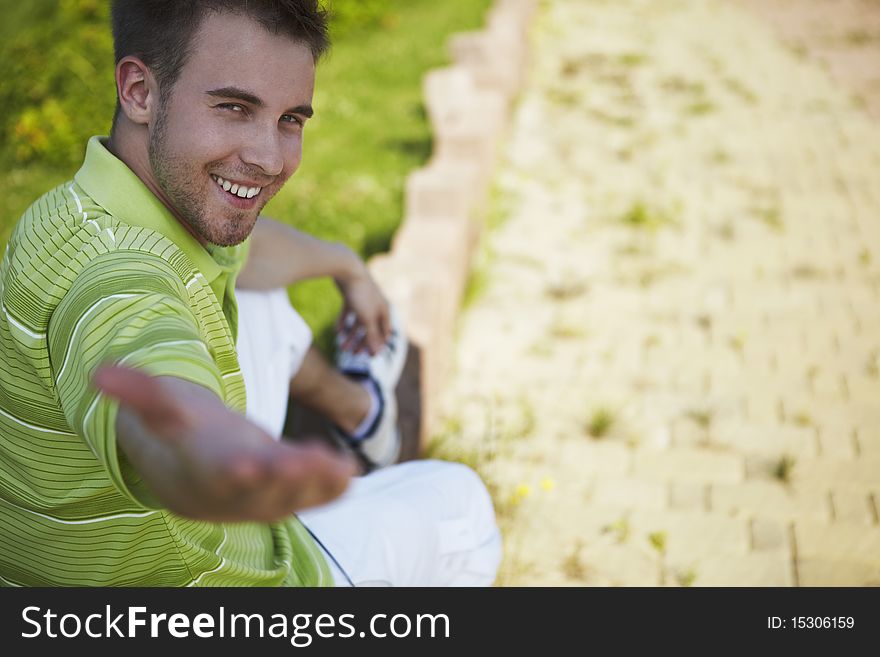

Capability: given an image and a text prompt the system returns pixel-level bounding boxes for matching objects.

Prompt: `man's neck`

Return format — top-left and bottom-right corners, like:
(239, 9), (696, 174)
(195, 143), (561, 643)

(106, 127), (208, 247)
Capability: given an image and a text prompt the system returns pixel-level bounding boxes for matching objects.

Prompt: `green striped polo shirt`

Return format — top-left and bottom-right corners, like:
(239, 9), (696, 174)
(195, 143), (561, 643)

(0, 136), (331, 586)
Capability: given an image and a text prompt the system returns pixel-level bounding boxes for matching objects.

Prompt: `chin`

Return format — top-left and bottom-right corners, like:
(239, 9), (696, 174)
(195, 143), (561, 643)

(204, 219), (258, 247)
(203, 230), (252, 247)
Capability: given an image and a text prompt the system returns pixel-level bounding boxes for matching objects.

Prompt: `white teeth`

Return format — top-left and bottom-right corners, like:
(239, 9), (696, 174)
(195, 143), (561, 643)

(213, 175), (261, 199)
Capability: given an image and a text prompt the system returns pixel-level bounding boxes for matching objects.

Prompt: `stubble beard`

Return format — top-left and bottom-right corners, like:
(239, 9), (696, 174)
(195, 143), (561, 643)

(148, 100), (260, 247)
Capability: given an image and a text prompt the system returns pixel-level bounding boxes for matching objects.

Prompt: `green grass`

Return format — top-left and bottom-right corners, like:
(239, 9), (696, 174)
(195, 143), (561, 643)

(675, 567), (698, 587)
(561, 540), (590, 581)
(0, 0), (494, 350)
(462, 242), (494, 309)
(685, 408), (714, 431)
(617, 52), (648, 67)
(549, 316), (588, 340)
(791, 412), (813, 428)
(586, 407), (616, 439)
(867, 350), (880, 379)
(619, 201), (678, 232)
(685, 99), (717, 116)
(722, 77), (758, 105)
(647, 531), (667, 555)
(773, 454), (796, 484)
(545, 279), (589, 300)
(754, 205), (785, 232)
(601, 517), (630, 544)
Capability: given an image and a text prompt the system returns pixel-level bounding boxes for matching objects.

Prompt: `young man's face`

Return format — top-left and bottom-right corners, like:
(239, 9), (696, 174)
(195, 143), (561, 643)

(148, 12), (316, 246)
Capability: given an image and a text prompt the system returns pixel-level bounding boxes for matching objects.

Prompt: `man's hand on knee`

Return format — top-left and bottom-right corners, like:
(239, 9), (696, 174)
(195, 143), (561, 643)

(335, 259), (392, 356)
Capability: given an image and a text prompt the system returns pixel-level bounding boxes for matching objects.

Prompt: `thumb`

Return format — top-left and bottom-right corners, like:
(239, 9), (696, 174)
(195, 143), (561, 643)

(365, 316), (384, 355)
(93, 365), (188, 434)
(379, 304), (392, 343)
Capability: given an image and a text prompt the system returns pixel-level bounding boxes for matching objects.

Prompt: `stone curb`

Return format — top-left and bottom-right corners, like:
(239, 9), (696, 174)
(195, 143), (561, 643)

(368, 0), (538, 450)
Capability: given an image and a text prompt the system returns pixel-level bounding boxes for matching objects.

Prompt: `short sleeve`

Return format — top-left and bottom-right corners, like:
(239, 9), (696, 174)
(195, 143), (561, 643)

(47, 250), (225, 508)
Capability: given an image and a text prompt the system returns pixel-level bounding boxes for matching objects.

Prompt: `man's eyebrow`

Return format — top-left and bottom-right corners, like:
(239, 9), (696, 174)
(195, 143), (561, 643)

(287, 104), (314, 118)
(205, 86), (314, 117)
(206, 87), (265, 106)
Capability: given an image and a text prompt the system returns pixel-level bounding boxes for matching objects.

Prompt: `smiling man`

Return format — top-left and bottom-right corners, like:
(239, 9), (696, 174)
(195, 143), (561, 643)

(107, 2), (403, 472)
(0, 0), (501, 587)
(119, 9), (315, 247)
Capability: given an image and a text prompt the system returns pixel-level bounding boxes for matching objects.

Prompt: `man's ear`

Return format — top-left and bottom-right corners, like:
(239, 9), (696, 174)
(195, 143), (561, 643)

(115, 56), (159, 126)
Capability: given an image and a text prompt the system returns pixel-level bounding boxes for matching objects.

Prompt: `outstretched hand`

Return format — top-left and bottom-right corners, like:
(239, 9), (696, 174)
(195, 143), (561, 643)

(94, 366), (356, 522)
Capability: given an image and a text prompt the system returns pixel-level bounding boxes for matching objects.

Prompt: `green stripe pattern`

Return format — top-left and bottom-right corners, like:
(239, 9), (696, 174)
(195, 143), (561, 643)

(0, 176), (330, 587)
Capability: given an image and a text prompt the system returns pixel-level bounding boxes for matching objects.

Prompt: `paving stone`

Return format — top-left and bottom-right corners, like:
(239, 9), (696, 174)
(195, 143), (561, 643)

(796, 558), (880, 586)
(791, 455), (880, 487)
(815, 427), (858, 458)
(671, 417), (711, 448)
(633, 447), (745, 484)
(846, 373), (880, 405)
(668, 483), (708, 515)
(629, 509), (751, 561)
(710, 481), (831, 522)
(793, 520), (880, 561)
(750, 517), (792, 552)
(590, 477), (666, 511)
(667, 553), (794, 587)
(830, 486), (877, 525)
(711, 422), (818, 457)
(434, 0), (880, 586)
(575, 543), (662, 587)
(857, 426), (880, 456)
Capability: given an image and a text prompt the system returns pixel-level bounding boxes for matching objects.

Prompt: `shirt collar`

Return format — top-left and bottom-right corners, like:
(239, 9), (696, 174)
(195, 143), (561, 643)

(74, 136), (232, 283)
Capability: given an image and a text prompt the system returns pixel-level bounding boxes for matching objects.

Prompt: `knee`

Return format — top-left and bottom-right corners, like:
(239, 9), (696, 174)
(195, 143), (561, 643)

(423, 460), (497, 522)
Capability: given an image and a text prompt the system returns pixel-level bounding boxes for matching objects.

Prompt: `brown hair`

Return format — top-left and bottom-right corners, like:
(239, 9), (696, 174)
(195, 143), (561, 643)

(111, 0), (329, 101)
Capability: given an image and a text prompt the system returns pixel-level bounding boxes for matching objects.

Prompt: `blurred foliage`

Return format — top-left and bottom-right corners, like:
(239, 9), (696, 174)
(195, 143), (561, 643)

(0, 0), (391, 169)
(327, 0), (393, 37)
(1, 0), (114, 169)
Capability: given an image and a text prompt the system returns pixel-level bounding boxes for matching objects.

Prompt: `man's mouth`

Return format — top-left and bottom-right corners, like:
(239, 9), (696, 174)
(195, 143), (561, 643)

(211, 174), (263, 199)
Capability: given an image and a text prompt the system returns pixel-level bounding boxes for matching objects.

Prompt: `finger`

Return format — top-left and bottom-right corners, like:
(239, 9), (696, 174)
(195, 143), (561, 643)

(343, 325), (367, 353)
(93, 365), (187, 431)
(269, 442), (356, 512)
(363, 310), (391, 356)
(340, 329), (357, 352)
(335, 307), (352, 333)
(351, 326), (368, 354)
(337, 313), (358, 349)
(206, 450), (273, 500)
(365, 318), (383, 355)
(379, 305), (392, 343)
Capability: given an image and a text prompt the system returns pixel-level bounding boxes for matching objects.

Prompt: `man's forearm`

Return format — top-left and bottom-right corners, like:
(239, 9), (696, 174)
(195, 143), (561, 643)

(236, 216), (364, 289)
(235, 216), (392, 354)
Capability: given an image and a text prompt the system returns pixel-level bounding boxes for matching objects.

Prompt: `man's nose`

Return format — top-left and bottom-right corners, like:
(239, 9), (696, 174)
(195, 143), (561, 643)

(239, 125), (286, 177)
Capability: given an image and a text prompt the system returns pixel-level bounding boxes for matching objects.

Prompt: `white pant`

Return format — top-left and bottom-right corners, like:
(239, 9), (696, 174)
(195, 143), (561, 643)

(235, 288), (502, 586)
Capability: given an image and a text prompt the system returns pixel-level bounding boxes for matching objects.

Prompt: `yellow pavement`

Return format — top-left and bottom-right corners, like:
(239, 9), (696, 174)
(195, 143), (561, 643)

(437, 0), (880, 586)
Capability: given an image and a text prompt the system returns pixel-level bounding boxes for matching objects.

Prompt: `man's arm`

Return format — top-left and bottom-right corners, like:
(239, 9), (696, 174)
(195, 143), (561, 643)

(237, 216), (362, 289)
(96, 366), (355, 522)
(238, 216), (392, 354)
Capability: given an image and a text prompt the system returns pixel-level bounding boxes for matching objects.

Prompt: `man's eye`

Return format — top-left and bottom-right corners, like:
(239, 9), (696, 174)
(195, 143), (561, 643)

(219, 103), (245, 113)
(281, 114), (303, 126)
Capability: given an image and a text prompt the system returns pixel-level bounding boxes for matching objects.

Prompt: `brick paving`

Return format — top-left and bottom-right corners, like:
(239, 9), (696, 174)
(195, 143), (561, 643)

(436, 0), (880, 586)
